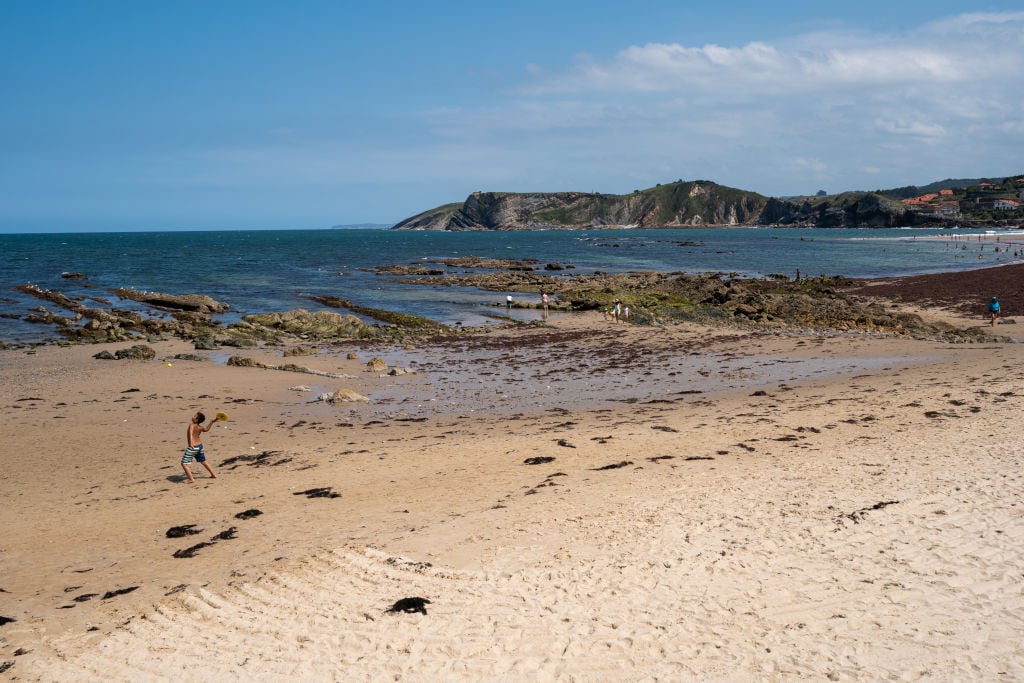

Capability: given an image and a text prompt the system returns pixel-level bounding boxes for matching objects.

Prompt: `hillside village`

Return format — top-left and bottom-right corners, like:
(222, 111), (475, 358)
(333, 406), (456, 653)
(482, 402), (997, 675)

(895, 176), (1024, 221)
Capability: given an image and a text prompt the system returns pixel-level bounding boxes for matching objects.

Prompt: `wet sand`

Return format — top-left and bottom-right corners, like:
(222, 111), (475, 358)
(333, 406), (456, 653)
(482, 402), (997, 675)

(2, 292), (1024, 680)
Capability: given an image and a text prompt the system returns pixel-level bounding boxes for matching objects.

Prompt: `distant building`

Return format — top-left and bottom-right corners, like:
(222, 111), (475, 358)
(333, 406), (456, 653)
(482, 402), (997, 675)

(901, 192), (944, 209)
(903, 193), (960, 217)
(967, 197), (1022, 210)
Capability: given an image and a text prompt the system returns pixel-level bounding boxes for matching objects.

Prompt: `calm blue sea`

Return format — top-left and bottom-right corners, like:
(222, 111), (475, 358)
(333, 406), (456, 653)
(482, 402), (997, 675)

(1, 227), (1020, 343)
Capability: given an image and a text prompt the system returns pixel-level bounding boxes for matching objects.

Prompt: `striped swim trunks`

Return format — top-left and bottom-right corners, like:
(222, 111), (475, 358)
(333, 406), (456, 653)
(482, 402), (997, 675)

(181, 444), (206, 464)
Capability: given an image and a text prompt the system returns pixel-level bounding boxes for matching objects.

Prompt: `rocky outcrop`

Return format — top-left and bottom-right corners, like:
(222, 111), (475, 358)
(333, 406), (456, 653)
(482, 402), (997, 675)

(762, 193), (913, 228)
(303, 296), (450, 332)
(15, 283), (212, 342)
(239, 309), (370, 341)
(391, 181), (931, 230)
(11, 280), (459, 347)
(92, 344), (157, 361)
(317, 389), (369, 404)
(111, 289), (229, 314)
(392, 182), (770, 230)
(226, 356), (348, 378)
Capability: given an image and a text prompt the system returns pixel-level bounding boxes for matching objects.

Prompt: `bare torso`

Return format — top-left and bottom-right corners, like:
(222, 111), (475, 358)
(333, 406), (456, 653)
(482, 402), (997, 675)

(187, 422), (204, 448)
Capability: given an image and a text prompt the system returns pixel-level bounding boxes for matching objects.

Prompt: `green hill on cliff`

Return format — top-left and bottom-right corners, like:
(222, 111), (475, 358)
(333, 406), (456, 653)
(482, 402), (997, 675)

(392, 180), (769, 231)
(391, 174), (1023, 230)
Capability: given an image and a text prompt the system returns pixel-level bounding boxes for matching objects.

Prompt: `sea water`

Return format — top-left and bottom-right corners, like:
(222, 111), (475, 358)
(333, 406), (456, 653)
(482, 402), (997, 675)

(1, 227), (1020, 343)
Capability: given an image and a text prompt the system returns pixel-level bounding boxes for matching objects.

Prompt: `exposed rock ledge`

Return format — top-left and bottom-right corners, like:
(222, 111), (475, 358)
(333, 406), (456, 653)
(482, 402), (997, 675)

(111, 289), (229, 313)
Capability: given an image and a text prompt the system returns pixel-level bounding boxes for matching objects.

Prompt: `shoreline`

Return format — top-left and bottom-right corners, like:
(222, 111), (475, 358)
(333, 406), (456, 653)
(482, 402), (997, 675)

(3, 301), (1024, 679)
(2, 228), (1024, 348)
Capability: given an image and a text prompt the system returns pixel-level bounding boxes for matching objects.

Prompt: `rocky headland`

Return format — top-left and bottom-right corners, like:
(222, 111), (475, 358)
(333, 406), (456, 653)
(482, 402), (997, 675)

(392, 177), (1023, 230)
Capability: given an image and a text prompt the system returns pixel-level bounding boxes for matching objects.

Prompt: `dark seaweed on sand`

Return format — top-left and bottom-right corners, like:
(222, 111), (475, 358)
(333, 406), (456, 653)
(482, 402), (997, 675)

(173, 542), (215, 559)
(101, 586), (139, 600)
(173, 526), (238, 558)
(294, 487), (341, 499)
(235, 508), (263, 520)
(166, 524), (202, 538)
(592, 460), (634, 470)
(386, 597), (431, 615)
(837, 500), (901, 525)
(221, 450), (288, 469)
(523, 456), (555, 465)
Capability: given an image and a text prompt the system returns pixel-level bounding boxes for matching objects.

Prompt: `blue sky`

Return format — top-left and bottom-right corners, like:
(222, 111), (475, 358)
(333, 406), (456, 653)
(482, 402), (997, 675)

(2, 1), (1022, 232)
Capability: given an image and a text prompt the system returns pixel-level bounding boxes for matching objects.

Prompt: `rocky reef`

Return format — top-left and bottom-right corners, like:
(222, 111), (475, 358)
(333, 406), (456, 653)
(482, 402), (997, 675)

(375, 262), (996, 342)
(9, 284), (456, 348)
(7, 257), (998, 349)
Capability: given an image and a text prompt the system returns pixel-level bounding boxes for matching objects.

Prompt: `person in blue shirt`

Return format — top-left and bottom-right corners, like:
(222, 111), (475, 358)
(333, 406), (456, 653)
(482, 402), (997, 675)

(988, 296), (1001, 327)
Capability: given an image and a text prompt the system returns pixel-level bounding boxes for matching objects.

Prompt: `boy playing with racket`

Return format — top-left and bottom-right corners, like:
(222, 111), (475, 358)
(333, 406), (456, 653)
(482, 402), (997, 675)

(182, 411), (219, 483)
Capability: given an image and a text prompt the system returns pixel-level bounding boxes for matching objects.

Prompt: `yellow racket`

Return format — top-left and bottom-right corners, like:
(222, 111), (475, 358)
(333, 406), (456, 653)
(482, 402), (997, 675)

(215, 412), (229, 422)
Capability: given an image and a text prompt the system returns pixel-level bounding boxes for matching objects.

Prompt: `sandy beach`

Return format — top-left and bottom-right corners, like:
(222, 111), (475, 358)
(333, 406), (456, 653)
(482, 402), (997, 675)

(3, 288), (1024, 681)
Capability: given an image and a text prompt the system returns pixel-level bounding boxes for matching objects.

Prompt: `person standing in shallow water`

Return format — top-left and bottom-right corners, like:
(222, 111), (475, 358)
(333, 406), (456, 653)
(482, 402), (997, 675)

(181, 411), (218, 483)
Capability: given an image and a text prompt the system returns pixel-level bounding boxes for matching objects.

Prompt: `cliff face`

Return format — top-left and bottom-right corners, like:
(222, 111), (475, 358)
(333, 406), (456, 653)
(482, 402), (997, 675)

(762, 192), (920, 228)
(391, 181), (921, 230)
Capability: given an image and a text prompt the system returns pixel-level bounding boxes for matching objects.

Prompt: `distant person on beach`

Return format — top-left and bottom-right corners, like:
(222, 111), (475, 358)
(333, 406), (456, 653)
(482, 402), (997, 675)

(506, 294), (513, 311)
(541, 290), (549, 311)
(988, 296), (1001, 327)
(182, 411), (218, 483)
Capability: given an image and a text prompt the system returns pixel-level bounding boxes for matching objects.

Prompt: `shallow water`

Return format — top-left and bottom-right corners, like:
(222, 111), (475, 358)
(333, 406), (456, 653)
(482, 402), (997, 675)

(314, 327), (943, 420)
(2, 227), (1021, 342)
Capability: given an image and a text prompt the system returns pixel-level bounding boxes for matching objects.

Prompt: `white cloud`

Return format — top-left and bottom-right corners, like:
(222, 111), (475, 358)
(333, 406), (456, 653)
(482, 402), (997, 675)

(518, 10), (1023, 99)
(873, 119), (947, 139)
(922, 11), (1024, 35)
(186, 11), (1024, 203)
(470, 11), (1023, 195)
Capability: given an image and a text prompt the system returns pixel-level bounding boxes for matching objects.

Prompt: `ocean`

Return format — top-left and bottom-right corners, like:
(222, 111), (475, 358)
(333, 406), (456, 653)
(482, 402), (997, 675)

(1, 227), (1020, 343)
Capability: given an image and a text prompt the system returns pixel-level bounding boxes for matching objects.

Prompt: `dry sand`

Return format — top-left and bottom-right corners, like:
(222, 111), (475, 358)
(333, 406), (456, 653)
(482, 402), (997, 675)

(2, 309), (1024, 681)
